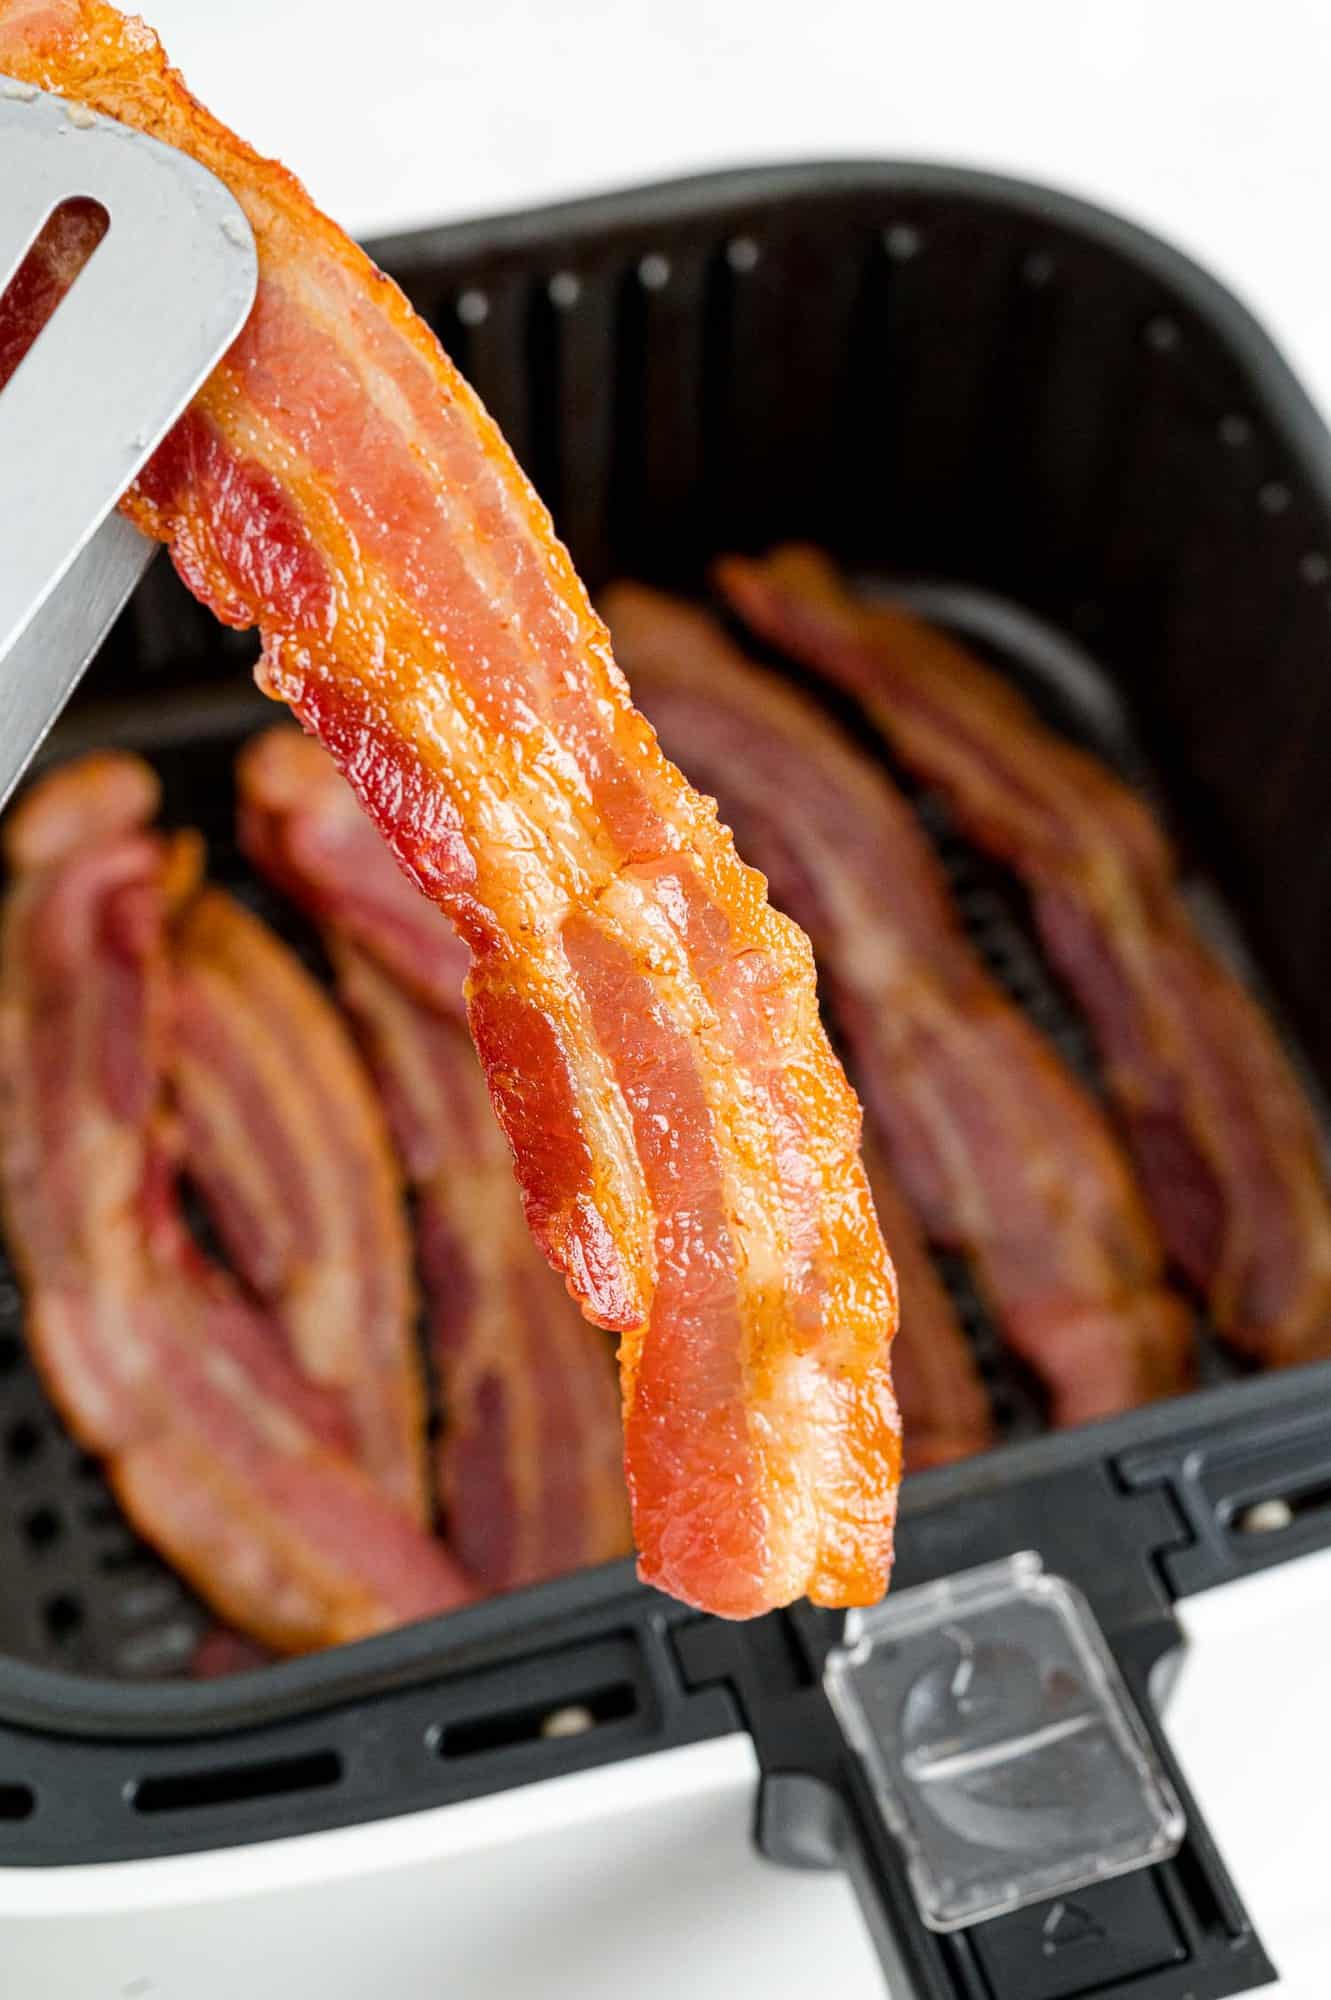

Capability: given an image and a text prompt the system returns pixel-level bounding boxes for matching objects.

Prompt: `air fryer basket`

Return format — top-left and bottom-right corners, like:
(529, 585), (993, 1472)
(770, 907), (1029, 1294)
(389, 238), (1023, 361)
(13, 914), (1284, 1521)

(3, 162), (1331, 1998)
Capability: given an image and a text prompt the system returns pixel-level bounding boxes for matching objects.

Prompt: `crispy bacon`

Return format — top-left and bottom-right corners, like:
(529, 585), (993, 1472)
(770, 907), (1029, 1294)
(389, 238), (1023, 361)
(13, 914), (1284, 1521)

(859, 1132), (992, 1470)
(0, 753), (472, 1652)
(0, 193), (107, 391)
(172, 885), (428, 1522)
(236, 731), (470, 1015)
(240, 729), (631, 1587)
(345, 944), (632, 1588)
(239, 730), (630, 1586)
(189, 1625), (271, 1680)
(717, 548), (1331, 1367)
(0, 3), (900, 1616)
(605, 585), (1194, 1427)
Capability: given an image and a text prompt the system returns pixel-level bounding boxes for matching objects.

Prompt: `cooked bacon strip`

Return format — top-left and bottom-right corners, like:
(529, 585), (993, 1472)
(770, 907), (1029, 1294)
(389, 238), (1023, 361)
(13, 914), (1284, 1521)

(0, 194), (108, 391)
(717, 548), (1331, 1367)
(859, 1131), (992, 1470)
(0, 753), (472, 1652)
(172, 886), (428, 1523)
(605, 585), (1194, 1427)
(345, 944), (632, 1588)
(236, 731), (471, 1015)
(240, 729), (630, 1586)
(0, 3), (899, 1616)
(189, 1626), (271, 1680)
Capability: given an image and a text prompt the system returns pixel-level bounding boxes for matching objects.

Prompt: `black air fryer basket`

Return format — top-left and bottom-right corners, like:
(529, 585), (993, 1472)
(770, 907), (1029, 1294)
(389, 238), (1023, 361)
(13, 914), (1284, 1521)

(5, 163), (1331, 2000)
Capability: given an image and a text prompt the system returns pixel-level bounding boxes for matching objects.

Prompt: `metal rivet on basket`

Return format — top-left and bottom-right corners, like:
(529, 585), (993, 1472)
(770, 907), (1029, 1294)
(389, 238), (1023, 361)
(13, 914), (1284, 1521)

(1299, 552), (1330, 584)
(1022, 249), (1055, 288)
(884, 223), (921, 262)
(1259, 480), (1291, 515)
(456, 288), (489, 327)
(1145, 315), (1180, 352)
(638, 253), (670, 292)
(540, 1704), (596, 1739)
(1218, 413), (1252, 447)
(726, 235), (760, 273)
(548, 270), (581, 309)
(1236, 1497), (1294, 1534)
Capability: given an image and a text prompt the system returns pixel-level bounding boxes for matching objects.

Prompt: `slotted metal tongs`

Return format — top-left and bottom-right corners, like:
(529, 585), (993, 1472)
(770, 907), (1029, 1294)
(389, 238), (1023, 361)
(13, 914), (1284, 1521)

(0, 77), (258, 811)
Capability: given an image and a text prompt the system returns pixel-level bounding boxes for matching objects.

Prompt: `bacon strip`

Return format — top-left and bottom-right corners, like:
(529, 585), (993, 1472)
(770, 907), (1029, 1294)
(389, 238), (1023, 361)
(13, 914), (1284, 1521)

(172, 885), (428, 1523)
(0, 753), (472, 1653)
(858, 1131), (992, 1470)
(234, 729), (471, 1015)
(0, 3), (899, 1617)
(717, 548), (1331, 1367)
(0, 194), (108, 391)
(341, 944), (631, 1589)
(189, 1626), (271, 1680)
(240, 730), (633, 1589)
(605, 585), (1194, 1427)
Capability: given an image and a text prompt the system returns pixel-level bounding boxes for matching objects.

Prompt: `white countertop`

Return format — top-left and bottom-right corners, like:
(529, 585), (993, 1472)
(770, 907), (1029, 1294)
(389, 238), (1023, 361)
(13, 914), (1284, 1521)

(72, 5), (1331, 1992)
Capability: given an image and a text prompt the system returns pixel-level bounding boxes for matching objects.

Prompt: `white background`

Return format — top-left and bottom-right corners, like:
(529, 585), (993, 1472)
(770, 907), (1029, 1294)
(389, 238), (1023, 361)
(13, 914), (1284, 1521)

(51, 4), (1331, 1993)
(148, 0), (1331, 420)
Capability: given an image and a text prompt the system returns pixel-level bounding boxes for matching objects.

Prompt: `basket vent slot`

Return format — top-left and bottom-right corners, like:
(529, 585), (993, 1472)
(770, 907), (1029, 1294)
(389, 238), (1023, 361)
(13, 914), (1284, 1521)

(435, 1680), (638, 1760)
(129, 1747), (342, 1814)
(1233, 1477), (1331, 1538)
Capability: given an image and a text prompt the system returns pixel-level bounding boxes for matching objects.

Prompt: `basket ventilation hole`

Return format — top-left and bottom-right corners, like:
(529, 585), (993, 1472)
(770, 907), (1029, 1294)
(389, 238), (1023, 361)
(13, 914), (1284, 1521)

(1234, 1477), (1331, 1537)
(43, 1594), (83, 1643)
(0, 1784), (34, 1822)
(130, 1749), (342, 1815)
(0, 1334), (21, 1376)
(435, 1681), (637, 1759)
(21, 1506), (61, 1552)
(5, 1419), (42, 1467)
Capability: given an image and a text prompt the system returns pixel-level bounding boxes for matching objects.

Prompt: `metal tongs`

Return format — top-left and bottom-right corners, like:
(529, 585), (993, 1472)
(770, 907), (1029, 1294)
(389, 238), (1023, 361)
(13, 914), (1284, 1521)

(0, 77), (258, 811)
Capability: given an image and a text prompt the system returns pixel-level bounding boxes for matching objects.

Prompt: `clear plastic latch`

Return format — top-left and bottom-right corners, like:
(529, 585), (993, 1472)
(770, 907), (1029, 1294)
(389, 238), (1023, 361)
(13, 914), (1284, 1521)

(823, 1552), (1185, 1932)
